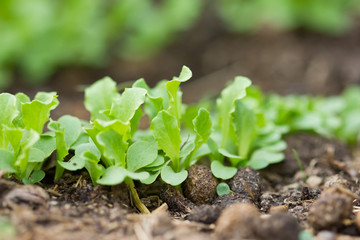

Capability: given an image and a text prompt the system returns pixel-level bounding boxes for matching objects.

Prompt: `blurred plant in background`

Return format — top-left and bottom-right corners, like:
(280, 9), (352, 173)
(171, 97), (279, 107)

(0, 0), (203, 88)
(216, 0), (360, 34)
(0, 0), (360, 90)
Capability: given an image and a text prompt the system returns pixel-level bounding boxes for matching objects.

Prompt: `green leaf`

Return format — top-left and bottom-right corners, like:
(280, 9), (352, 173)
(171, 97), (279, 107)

(217, 182), (232, 196)
(74, 142), (101, 159)
(210, 160), (237, 180)
(0, 149), (16, 173)
(27, 170), (45, 184)
(150, 110), (181, 163)
(126, 171), (149, 181)
(193, 108), (212, 144)
(84, 77), (120, 120)
(133, 78), (164, 119)
(97, 129), (128, 167)
(21, 92), (59, 133)
(161, 165), (188, 186)
(217, 76), (252, 148)
(97, 166), (149, 185)
(140, 171), (161, 184)
(16, 129), (39, 178)
(130, 107), (143, 137)
(28, 147), (46, 163)
(232, 100), (256, 158)
(0, 93), (18, 127)
(145, 155), (165, 169)
(57, 115), (82, 148)
(127, 141), (158, 171)
(165, 66), (192, 122)
(110, 87), (147, 123)
(59, 156), (85, 171)
(48, 121), (68, 180)
(247, 149), (285, 169)
(218, 148), (244, 167)
(32, 135), (56, 158)
(179, 140), (195, 158)
(83, 151), (104, 186)
(263, 141), (287, 152)
(4, 127), (23, 154)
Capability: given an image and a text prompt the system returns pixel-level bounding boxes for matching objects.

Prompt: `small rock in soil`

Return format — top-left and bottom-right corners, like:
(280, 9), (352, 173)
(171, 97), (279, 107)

(212, 192), (253, 209)
(215, 202), (260, 239)
(324, 174), (352, 190)
(306, 175), (323, 188)
(160, 184), (195, 214)
(229, 166), (262, 202)
(309, 186), (358, 231)
(256, 212), (301, 240)
(182, 165), (217, 205)
(186, 205), (222, 224)
(316, 230), (336, 240)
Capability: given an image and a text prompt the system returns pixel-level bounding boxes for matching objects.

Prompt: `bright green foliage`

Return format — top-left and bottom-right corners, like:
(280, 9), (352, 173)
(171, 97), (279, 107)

(83, 76), (160, 186)
(263, 86), (360, 145)
(148, 66), (213, 186)
(0, 0), (203, 89)
(217, 0), (360, 34)
(1, 66), (359, 197)
(209, 78), (287, 180)
(0, 91), (58, 183)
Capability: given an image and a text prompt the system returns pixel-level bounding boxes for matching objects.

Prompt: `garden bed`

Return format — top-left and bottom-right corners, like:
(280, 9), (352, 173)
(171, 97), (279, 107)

(2, 22), (360, 240)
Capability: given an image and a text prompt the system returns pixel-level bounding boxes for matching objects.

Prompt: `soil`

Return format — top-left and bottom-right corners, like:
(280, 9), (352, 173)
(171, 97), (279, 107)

(2, 10), (360, 240)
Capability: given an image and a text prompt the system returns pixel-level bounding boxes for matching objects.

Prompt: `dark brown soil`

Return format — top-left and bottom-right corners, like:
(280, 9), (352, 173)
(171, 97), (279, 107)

(2, 10), (360, 240)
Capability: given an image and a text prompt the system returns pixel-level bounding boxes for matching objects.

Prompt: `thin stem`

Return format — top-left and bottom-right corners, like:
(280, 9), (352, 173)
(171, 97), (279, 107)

(292, 148), (307, 182)
(126, 179), (150, 214)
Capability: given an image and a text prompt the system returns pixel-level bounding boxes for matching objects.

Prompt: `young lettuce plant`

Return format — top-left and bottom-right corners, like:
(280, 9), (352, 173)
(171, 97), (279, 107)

(134, 66), (212, 186)
(0, 92), (59, 184)
(82, 76), (163, 213)
(210, 77), (287, 180)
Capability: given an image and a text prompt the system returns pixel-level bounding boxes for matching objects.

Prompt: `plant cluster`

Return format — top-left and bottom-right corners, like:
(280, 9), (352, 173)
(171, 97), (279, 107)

(1, 0), (360, 89)
(0, 66), (359, 213)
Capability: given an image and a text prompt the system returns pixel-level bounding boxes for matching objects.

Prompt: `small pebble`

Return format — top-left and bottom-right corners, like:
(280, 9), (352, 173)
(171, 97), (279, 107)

(256, 212), (301, 240)
(306, 175), (323, 188)
(215, 203), (260, 239)
(323, 174), (351, 189)
(212, 192), (253, 209)
(187, 205), (222, 224)
(309, 186), (357, 231)
(316, 230), (336, 240)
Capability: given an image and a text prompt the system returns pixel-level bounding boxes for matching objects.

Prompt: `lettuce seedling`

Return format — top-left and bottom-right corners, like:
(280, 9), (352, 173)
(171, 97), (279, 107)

(139, 66), (213, 186)
(0, 92), (59, 183)
(83, 76), (164, 213)
(210, 77), (287, 180)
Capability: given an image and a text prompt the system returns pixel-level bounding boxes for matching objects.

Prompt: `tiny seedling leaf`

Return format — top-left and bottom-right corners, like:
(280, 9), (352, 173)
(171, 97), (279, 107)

(161, 165), (188, 186)
(216, 182), (232, 196)
(210, 160), (237, 180)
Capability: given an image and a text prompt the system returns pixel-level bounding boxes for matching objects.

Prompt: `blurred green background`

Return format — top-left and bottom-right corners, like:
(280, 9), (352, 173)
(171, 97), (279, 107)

(0, 0), (360, 91)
